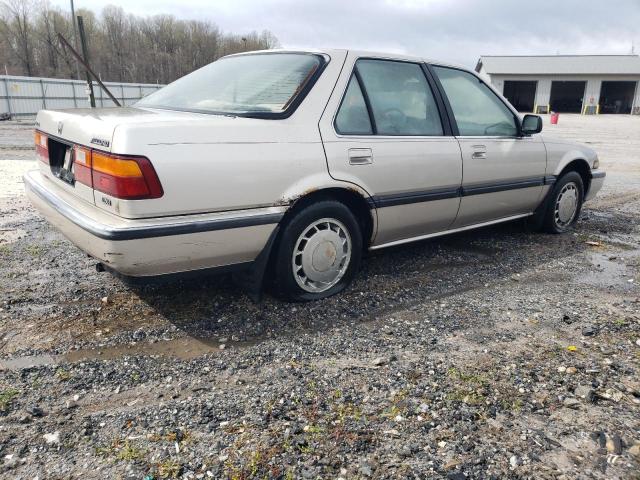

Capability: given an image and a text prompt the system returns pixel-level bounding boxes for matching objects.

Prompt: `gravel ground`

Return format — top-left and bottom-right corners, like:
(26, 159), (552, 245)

(0, 114), (639, 479)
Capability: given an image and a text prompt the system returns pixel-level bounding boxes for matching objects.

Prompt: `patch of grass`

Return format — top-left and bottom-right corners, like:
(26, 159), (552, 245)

(382, 404), (402, 419)
(55, 368), (71, 381)
(445, 367), (492, 406)
(0, 244), (11, 256)
(447, 367), (488, 385)
(25, 244), (45, 257)
(96, 438), (145, 462)
(95, 444), (115, 457)
(225, 451), (282, 479)
(157, 459), (181, 479)
(0, 388), (20, 411)
(446, 390), (485, 406)
(116, 440), (145, 461)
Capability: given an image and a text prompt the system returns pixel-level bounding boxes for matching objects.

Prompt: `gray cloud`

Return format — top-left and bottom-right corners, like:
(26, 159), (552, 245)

(52, 0), (640, 67)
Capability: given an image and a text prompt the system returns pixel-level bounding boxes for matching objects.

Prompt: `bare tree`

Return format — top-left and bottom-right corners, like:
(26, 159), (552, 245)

(0, 1), (280, 82)
(0, 0), (37, 75)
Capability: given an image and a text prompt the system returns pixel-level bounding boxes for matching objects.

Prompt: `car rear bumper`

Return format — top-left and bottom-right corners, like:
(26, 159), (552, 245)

(585, 170), (606, 202)
(24, 170), (285, 276)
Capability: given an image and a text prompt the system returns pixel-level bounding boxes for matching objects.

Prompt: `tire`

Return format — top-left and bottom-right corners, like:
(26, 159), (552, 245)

(542, 171), (584, 234)
(271, 200), (362, 302)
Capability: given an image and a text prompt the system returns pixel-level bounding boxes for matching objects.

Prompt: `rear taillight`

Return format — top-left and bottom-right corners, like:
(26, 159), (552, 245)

(35, 131), (48, 164)
(91, 151), (163, 200)
(35, 131), (163, 200)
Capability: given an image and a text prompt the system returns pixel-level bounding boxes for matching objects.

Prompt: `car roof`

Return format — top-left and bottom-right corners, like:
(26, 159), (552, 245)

(226, 48), (470, 72)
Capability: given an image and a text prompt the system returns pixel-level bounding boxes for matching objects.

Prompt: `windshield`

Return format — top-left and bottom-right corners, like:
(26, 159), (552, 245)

(136, 53), (323, 117)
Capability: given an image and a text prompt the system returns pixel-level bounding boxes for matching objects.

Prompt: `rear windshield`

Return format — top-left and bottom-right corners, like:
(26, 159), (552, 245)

(136, 53), (324, 118)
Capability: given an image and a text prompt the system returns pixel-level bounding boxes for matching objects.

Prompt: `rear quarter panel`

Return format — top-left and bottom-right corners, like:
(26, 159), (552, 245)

(98, 50), (350, 219)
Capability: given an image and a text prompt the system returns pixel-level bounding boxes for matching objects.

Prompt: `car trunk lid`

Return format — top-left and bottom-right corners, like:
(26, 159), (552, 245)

(34, 107), (174, 207)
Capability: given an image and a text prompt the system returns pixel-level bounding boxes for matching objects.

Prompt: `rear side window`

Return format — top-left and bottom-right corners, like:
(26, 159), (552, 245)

(432, 66), (518, 136)
(335, 75), (373, 135)
(334, 59), (443, 136)
(356, 59), (443, 136)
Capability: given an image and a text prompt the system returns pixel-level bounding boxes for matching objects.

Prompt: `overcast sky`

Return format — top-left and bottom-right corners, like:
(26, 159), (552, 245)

(50, 0), (640, 67)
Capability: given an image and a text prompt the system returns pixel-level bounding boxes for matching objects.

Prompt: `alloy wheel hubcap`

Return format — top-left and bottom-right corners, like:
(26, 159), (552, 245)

(555, 182), (579, 227)
(292, 218), (351, 293)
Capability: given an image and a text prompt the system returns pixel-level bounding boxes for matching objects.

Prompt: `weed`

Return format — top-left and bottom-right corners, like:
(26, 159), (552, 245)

(157, 459), (181, 479)
(116, 440), (145, 461)
(25, 244), (44, 257)
(55, 368), (71, 380)
(0, 388), (19, 411)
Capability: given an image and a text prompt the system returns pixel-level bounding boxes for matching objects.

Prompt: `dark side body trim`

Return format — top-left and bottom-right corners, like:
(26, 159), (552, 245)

(24, 171), (284, 241)
(369, 175), (555, 209)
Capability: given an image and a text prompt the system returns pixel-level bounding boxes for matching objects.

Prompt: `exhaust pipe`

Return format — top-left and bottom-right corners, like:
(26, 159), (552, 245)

(95, 262), (106, 273)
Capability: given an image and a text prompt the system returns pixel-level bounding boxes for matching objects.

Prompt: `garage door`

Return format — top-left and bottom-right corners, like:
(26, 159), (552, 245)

(550, 81), (586, 113)
(599, 81), (637, 114)
(503, 81), (537, 112)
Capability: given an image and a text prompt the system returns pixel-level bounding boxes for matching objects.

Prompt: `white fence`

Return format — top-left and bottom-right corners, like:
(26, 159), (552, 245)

(0, 75), (164, 118)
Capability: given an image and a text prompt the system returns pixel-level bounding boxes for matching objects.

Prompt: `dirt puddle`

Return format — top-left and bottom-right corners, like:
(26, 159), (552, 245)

(583, 252), (637, 289)
(0, 335), (258, 370)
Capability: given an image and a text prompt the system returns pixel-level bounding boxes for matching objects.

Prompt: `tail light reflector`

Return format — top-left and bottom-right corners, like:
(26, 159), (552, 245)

(73, 146), (92, 187)
(34, 131), (49, 164)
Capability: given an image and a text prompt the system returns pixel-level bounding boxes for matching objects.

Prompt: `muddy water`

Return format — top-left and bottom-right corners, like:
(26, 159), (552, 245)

(0, 335), (258, 370)
(583, 252), (637, 289)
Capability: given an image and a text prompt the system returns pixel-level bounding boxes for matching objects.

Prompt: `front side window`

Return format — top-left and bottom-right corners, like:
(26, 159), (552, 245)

(136, 53), (323, 117)
(432, 66), (517, 136)
(356, 59), (443, 136)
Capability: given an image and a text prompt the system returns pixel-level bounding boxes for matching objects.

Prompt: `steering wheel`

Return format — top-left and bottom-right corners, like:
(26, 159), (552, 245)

(484, 121), (513, 135)
(381, 108), (407, 133)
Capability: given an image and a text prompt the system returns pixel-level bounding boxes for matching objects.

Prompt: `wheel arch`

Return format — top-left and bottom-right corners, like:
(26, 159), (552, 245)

(280, 186), (376, 249)
(556, 158), (591, 195)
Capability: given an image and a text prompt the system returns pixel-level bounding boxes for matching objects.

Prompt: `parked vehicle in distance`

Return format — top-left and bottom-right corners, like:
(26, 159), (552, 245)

(25, 49), (605, 301)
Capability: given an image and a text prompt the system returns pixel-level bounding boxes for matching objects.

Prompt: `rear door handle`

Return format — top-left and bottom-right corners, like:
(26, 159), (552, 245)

(348, 148), (373, 165)
(471, 145), (487, 159)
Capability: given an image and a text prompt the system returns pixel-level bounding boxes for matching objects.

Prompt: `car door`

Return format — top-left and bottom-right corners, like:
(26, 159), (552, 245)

(430, 65), (547, 228)
(319, 55), (463, 247)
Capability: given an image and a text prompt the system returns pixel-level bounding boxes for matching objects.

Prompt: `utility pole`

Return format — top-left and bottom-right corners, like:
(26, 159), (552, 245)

(70, 0), (81, 80)
(77, 16), (96, 107)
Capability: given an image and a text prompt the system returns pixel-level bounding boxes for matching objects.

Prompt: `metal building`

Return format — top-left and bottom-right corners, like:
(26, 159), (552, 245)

(475, 55), (640, 115)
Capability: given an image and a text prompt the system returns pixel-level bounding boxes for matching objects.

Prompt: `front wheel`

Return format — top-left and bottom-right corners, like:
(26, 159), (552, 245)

(271, 200), (362, 302)
(542, 171), (584, 233)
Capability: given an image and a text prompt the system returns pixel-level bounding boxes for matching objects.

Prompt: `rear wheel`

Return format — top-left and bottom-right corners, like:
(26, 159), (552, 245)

(272, 201), (362, 301)
(543, 171), (584, 233)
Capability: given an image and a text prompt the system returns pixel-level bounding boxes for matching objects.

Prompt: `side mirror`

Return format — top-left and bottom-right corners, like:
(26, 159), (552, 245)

(521, 114), (542, 135)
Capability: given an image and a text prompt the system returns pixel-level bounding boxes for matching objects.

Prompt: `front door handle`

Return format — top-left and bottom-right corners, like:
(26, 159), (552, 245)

(472, 151), (487, 159)
(348, 148), (373, 165)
